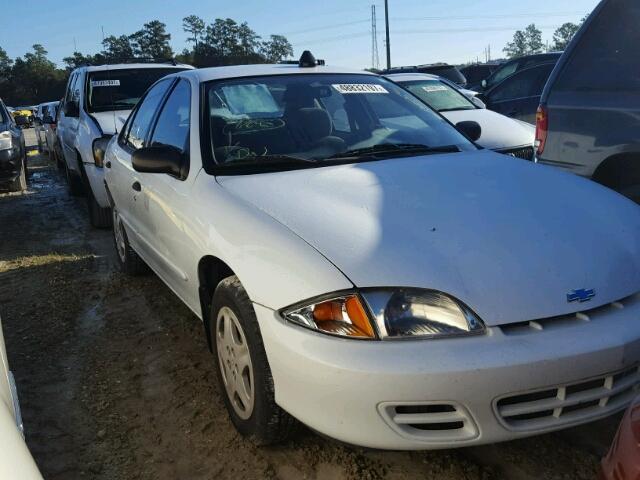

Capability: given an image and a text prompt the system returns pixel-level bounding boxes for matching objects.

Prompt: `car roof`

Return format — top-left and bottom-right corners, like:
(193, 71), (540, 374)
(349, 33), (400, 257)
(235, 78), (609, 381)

(75, 63), (194, 73)
(385, 72), (441, 82)
(179, 64), (377, 83)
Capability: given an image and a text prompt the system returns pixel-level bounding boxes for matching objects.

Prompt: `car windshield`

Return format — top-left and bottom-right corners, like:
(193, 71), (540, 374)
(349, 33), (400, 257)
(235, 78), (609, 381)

(399, 79), (476, 112)
(86, 68), (186, 113)
(206, 74), (475, 171)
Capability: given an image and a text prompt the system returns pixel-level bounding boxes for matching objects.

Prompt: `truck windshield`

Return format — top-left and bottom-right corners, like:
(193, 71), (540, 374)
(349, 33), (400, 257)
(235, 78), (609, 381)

(206, 73), (475, 172)
(86, 68), (186, 113)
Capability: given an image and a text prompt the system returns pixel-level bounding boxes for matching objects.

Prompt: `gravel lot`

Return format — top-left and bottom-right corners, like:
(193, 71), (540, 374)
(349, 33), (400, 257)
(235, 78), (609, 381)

(0, 130), (618, 479)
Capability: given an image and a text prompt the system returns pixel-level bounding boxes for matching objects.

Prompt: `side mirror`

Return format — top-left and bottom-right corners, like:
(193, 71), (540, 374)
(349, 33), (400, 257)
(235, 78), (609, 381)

(481, 79), (487, 89)
(64, 101), (79, 117)
(43, 115), (55, 124)
(456, 121), (482, 142)
(470, 96), (486, 109)
(132, 145), (184, 177)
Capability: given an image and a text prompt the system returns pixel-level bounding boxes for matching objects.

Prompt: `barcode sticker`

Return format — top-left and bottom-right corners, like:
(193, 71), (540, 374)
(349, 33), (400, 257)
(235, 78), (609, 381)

(332, 84), (388, 94)
(91, 80), (121, 87)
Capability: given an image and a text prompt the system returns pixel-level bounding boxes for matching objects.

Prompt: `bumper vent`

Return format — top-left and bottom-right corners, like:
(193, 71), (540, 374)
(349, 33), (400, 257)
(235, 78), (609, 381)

(378, 402), (478, 442)
(496, 365), (640, 431)
(499, 293), (640, 336)
(497, 145), (535, 161)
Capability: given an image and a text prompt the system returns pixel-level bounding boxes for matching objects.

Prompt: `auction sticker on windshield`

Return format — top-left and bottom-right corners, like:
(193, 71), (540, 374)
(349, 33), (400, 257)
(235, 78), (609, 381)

(91, 80), (121, 87)
(422, 85), (448, 92)
(332, 84), (388, 94)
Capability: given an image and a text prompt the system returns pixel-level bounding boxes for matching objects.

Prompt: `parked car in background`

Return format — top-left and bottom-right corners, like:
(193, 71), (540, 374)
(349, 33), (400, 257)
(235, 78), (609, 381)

(34, 102), (59, 152)
(479, 62), (556, 124)
(460, 63), (501, 91)
(57, 61), (193, 227)
(105, 54), (640, 450)
(0, 99), (27, 192)
(387, 73), (535, 159)
(479, 52), (562, 92)
(12, 108), (33, 129)
(535, 0), (640, 203)
(385, 63), (467, 87)
(42, 101), (60, 155)
(600, 394), (640, 480)
(0, 315), (42, 479)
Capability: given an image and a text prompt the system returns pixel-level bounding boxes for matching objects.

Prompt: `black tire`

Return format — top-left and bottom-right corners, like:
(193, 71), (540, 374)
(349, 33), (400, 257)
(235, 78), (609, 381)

(210, 276), (298, 445)
(65, 163), (84, 197)
(8, 159), (27, 192)
(112, 205), (148, 275)
(87, 188), (112, 229)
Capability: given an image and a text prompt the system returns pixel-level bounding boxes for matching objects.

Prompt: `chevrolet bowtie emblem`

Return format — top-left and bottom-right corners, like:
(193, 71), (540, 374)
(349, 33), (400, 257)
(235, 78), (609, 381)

(567, 288), (596, 303)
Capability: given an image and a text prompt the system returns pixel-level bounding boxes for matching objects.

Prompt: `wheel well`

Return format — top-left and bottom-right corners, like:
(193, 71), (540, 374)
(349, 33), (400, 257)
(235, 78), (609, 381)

(592, 152), (640, 189)
(198, 256), (235, 351)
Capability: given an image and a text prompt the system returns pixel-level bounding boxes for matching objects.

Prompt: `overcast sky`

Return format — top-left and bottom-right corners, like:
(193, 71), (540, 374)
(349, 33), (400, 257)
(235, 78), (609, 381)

(3, 0), (599, 68)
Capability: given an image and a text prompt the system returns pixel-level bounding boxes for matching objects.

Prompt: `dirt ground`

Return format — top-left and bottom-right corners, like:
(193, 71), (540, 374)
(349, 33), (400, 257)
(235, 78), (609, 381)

(0, 130), (619, 479)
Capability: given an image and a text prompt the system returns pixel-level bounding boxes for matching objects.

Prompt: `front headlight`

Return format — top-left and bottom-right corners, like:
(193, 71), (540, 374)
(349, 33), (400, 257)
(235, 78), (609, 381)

(282, 289), (485, 340)
(0, 131), (13, 151)
(92, 135), (112, 168)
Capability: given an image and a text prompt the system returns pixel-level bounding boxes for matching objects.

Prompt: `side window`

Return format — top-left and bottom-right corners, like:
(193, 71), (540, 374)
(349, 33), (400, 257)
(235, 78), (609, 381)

(63, 73), (76, 103)
(554, 0), (640, 92)
(488, 60), (518, 87)
(70, 73), (82, 106)
(124, 79), (172, 150)
(490, 67), (540, 102)
(149, 80), (191, 154)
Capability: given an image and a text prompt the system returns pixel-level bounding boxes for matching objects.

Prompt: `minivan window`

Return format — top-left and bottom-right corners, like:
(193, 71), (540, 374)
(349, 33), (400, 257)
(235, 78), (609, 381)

(487, 60), (518, 88)
(87, 68), (185, 113)
(206, 74), (475, 170)
(554, 0), (640, 92)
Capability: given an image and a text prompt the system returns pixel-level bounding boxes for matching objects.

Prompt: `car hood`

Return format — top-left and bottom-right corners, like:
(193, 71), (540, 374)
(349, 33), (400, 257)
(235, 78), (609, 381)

(90, 110), (131, 135)
(441, 109), (535, 151)
(218, 151), (640, 326)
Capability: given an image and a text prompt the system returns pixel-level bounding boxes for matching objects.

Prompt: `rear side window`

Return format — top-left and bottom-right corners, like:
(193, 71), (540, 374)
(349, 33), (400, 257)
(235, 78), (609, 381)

(487, 60), (518, 88)
(150, 80), (191, 153)
(490, 64), (552, 102)
(554, 0), (640, 92)
(124, 79), (172, 150)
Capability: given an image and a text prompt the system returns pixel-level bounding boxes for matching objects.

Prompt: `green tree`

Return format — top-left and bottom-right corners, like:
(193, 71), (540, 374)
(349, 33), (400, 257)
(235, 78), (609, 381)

(183, 15), (206, 48)
(503, 24), (543, 58)
(62, 51), (98, 70)
(102, 35), (135, 59)
(130, 20), (173, 59)
(524, 24), (544, 54)
(9, 45), (66, 104)
(551, 22), (580, 51)
(260, 35), (293, 63)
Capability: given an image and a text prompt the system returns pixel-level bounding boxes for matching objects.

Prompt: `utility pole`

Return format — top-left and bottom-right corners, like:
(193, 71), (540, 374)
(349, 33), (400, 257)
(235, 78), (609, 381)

(384, 0), (391, 70)
(371, 5), (380, 70)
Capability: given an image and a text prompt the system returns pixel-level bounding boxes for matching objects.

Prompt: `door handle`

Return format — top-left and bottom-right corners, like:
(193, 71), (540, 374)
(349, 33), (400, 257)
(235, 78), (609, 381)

(132, 181), (141, 192)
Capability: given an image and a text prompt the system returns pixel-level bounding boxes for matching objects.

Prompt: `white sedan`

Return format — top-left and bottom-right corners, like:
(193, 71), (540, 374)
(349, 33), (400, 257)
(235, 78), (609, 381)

(0, 316), (42, 479)
(387, 73), (535, 160)
(104, 53), (640, 450)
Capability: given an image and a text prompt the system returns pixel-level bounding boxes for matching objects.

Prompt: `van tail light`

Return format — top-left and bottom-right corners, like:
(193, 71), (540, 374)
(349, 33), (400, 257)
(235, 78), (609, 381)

(534, 105), (548, 156)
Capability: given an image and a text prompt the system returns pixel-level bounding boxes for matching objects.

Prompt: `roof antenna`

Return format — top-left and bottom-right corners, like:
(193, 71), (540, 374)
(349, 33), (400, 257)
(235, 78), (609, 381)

(299, 50), (324, 68)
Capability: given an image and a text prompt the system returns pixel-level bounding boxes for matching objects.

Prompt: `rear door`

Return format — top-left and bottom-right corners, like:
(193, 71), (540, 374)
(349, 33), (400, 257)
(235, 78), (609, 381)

(485, 63), (554, 124)
(61, 72), (82, 169)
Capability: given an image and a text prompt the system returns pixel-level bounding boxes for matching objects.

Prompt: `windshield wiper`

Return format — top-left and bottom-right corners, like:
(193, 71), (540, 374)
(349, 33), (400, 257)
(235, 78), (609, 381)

(325, 143), (460, 160)
(223, 154), (315, 166)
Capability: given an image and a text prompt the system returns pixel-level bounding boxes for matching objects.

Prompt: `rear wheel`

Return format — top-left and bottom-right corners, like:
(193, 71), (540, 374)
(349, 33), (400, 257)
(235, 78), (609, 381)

(112, 206), (148, 275)
(210, 276), (297, 445)
(65, 163), (84, 197)
(8, 159), (27, 192)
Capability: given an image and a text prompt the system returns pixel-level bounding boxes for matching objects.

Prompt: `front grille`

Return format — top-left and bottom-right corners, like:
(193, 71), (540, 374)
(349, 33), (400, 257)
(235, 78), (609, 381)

(378, 402), (478, 442)
(499, 292), (640, 336)
(495, 365), (640, 431)
(497, 146), (534, 161)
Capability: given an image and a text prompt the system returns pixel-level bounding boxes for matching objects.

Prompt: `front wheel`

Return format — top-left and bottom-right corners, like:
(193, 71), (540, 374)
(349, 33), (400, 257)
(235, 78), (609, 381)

(8, 159), (27, 192)
(112, 206), (148, 276)
(210, 276), (297, 445)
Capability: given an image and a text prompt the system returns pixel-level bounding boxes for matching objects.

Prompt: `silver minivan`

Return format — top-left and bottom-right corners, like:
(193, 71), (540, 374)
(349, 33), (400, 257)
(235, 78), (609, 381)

(535, 0), (640, 203)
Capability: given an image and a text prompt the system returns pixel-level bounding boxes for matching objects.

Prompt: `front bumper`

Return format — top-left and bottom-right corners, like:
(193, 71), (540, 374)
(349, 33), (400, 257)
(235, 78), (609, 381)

(255, 293), (640, 450)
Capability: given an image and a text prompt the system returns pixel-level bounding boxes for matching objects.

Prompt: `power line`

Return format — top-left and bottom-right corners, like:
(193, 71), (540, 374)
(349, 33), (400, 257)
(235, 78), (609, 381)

(392, 11), (586, 21)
